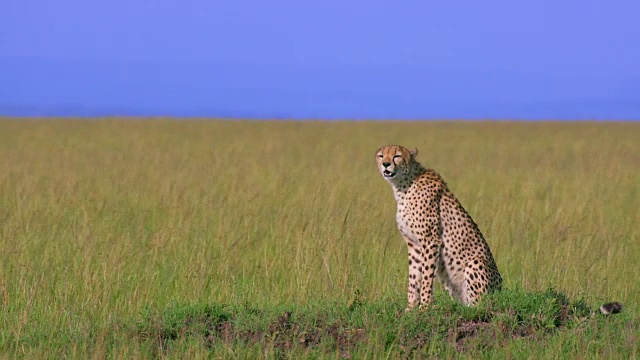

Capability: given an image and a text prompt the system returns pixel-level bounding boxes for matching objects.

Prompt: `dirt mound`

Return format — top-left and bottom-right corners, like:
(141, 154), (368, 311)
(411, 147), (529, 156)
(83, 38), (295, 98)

(141, 310), (550, 357)
(136, 289), (606, 357)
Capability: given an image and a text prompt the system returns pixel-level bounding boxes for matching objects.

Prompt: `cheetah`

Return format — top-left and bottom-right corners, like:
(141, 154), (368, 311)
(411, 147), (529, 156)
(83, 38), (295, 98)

(376, 145), (502, 311)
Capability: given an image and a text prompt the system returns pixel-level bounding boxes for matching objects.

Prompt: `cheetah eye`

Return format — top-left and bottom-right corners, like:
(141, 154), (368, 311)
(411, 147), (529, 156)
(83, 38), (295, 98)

(393, 155), (401, 159)
(377, 154), (383, 158)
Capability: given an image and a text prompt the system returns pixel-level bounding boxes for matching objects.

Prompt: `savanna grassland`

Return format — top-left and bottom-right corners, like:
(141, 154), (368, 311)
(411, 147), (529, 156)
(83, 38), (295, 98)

(0, 118), (638, 358)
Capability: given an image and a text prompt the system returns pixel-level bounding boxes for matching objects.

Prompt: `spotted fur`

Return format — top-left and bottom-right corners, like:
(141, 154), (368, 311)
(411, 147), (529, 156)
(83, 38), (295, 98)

(376, 145), (502, 311)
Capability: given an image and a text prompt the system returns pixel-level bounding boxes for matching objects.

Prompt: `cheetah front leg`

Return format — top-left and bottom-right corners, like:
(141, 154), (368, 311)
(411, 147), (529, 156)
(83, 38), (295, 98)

(403, 237), (439, 312)
(418, 241), (440, 311)
(415, 212), (443, 311)
(404, 241), (423, 312)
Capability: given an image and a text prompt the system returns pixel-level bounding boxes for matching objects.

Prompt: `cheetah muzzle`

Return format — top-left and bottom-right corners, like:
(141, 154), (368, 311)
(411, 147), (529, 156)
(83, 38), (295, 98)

(383, 169), (396, 178)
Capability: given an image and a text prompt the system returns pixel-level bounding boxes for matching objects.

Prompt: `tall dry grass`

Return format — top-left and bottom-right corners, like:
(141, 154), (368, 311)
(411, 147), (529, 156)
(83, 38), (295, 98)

(0, 118), (637, 355)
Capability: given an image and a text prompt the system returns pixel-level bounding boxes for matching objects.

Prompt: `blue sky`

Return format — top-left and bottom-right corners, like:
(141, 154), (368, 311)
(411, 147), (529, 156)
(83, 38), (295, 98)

(1, 0), (639, 119)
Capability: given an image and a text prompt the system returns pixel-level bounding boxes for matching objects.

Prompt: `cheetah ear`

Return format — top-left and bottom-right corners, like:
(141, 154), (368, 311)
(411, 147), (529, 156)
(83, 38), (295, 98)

(409, 148), (418, 159)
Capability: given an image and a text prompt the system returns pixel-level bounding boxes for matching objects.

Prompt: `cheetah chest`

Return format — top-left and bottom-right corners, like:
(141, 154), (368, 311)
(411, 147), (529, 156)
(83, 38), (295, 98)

(395, 200), (423, 246)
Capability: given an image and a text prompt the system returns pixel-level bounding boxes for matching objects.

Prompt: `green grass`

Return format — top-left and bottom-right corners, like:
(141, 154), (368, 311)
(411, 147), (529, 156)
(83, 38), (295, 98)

(133, 288), (635, 359)
(0, 118), (638, 358)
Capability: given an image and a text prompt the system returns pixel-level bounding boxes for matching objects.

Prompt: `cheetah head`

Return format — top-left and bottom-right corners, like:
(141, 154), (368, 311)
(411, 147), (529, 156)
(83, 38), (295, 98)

(375, 145), (418, 181)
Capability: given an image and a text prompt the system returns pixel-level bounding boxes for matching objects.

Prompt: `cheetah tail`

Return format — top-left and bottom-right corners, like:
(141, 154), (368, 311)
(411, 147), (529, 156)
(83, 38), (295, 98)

(599, 302), (623, 315)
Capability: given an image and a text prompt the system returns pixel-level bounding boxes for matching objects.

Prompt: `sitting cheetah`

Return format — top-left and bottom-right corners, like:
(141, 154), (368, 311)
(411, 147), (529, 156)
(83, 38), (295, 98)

(376, 145), (502, 311)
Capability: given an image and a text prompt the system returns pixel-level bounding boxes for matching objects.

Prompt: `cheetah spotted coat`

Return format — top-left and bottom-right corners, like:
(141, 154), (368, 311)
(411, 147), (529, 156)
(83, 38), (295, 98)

(376, 145), (502, 311)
